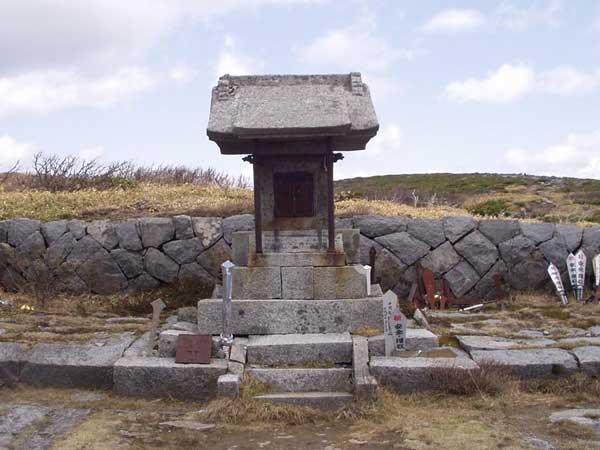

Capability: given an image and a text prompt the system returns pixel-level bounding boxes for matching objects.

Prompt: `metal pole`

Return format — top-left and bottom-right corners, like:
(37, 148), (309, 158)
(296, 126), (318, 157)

(220, 260), (235, 350)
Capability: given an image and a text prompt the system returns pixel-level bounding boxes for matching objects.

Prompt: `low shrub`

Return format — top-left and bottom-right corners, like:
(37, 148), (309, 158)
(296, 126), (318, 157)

(466, 199), (510, 217)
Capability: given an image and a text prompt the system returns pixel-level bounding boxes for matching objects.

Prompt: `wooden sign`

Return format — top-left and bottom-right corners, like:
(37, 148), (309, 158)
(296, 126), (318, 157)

(382, 291), (399, 356)
(389, 308), (407, 351)
(175, 335), (212, 364)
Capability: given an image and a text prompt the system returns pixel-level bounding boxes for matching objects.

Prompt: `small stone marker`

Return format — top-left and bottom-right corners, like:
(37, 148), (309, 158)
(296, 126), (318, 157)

(175, 334), (212, 364)
(389, 308), (407, 352)
(575, 250), (586, 301)
(146, 298), (166, 355)
(548, 263), (568, 305)
(382, 291), (399, 356)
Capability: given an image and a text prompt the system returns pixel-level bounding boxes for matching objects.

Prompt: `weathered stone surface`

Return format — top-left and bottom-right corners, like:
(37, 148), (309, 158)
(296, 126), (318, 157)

(222, 214), (254, 244)
(138, 217), (175, 248)
(263, 230), (343, 253)
(549, 409), (600, 435)
(218, 373), (240, 397)
(7, 218), (41, 246)
(470, 348), (578, 378)
(368, 329), (439, 355)
(247, 333), (352, 366)
(281, 266), (313, 299)
(0, 343), (25, 386)
(158, 329), (195, 357)
(197, 298), (383, 335)
(45, 232), (76, 268)
(192, 217), (223, 248)
(178, 262), (214, 286)
(582, 226), (600, 265)
(197, 238), (231, 279)
(558, 337), (600, 346)
(499, 235), (535, 267)
(0, 221), (8, 243)
(520, 222), (555, 245)
(246, 368), (352, 392)
(111, 249), (144, 278)
(352, 336), (377, 400)
(145, 248), (179, 283)
(250, 251), (345, 268)
(375, 232), (429, 265)
(454, 230), (499, 275)
(373, 248), (407, 292)
(443, 216), (477, 243)
(20, 335), (134, 389)
(41, 220), (68, 245)
(508, 251), (549, 290)
(456, 335), (556, 352)
(87, 220), (119, 250)
(313, 265), (368, 299)
(77, 250), (127, 294)
(113, 357), (227, 400)
(66, 219), (86, 239)
(478, 220), (520, 245)
(444, 261), (480, 297)
(15, 231), (46, 268)
(64, 236), (104, 269)
(0, 243), (15, 269)
(128, 272), (161, 291)
(229, 337), (248, 363)
(370, 356), (479, 393)
(571, 346), (600, 376)
(556, 224), (583, 252)
(173, 215), (194, 240)
(420, 241), (460, 276)
(116, 220), (142, 251)
(539, 235), (569, 272)
(407, 219), (445, 248)
(254, 392), (353, 410)
(232, 231), (251, 266)
(467, 260), (508, 301)
(354, 215), (406, 238)
(231, 266), (281, 299)
(339, 228), (361, 264)
(0, 266), (25, 291)
(163, 238), (203, 264)
(54, 264), (88, 293)
(359, 235), (383, 265)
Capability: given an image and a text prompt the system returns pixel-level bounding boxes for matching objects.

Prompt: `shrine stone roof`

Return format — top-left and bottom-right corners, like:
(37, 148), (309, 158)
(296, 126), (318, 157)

(207, 73), (379, 154)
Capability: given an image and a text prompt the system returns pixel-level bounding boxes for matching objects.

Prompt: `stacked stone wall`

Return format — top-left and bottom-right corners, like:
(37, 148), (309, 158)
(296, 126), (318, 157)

(1, 214), (599, 298)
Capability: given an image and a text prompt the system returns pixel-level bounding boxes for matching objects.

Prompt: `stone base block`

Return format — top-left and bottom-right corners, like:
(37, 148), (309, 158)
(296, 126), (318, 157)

(231, 266), (281, 299)
(470, 349), (578, 379)
(218, 373), (240, 397)
(246, 333), (352, 366)
(369, 356), (479, 394)
(197, 297), (383, 335)
(368, 329), (439, 356)
(158, 330), (194, 357)
(281, 266), (313, 299)
(0, 343), (25, 387)
(313, 266), (368, 299)
(113, 357), (227, 400)
(249, 252), (346, 267)
(20, 335), (134, 389)
(457, 335), (556, 352)
(354, 375), (378, 401)
(253, 392), (353, 411)
(246, 368), (352, 392)
(572, 346), (600, 376)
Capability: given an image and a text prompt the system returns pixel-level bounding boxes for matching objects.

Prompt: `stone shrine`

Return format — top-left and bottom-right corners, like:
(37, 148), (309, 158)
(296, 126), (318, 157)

(207, 73), (379, 301)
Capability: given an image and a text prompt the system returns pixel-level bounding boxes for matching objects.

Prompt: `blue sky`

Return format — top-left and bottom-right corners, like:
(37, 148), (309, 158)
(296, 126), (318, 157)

(1, 0), (599, 180)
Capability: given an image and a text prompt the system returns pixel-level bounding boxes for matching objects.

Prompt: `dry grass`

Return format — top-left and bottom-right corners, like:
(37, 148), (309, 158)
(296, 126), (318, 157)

(426, 362), (515, 397)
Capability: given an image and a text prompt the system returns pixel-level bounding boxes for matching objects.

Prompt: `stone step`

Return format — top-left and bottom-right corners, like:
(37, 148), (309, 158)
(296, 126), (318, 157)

(246, 333), (352, 365)
(368, 329), (440, 355)
(197, 298), (382, 335)
(246, 368), (352, 392)
(253, 392), (353, 410)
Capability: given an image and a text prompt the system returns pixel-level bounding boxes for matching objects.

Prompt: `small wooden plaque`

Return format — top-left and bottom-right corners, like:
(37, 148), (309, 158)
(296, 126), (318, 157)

(175, 334), (212, 364)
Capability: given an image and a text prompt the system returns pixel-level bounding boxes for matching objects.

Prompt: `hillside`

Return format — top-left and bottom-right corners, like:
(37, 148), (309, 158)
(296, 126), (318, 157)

(336, 173), (600, 224)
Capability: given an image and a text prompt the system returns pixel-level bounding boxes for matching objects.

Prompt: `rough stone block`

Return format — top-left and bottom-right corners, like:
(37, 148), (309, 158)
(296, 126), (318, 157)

(443, 261), (480, 297)
(254, 392), (353, 410)
(556, 224), (583, 252)
(113, 357), (228, 400)
(313, 265), (367, 299)
(246, 368), (352, 392)
(223, 214), (254, 244)
(520, 222), (555, 245)
(41, 220), (68, 245)
(7, 218), (41, 247)
(138, 218), (175, 248)
(443, 216), (477, 243)
(87, 220), (119, 250)
(218, 373), (240, 397)
(173, 215), (194, 240)
(420, 241), (460, 276)
(368, 328), (439, 356)
(454, 230), (499, 276)
(246, 333), (352, 366)
(196, 238), (232, 280)
(231, 266), (281, 299)
(407, 219), (446, 248)
(0, 343), (25, 386)
(370, 356), (479, 393)
(197, 298), (383, 335)
(77, 249), (128, 294)
(375, 232), (430, 265)
(249, 251), (346, 267)
(192, 217), (223, 248)
(232, 231), (253, 266)
(354, 215), (407, 238)
(338, 228), (360, 264)
(353, 336), (377, 400)
(163, 238), (203, 264)
(111, 249), (144, 278)
(20, 334), (135, 389)
(478, 220), (520, 245)
(281, 266), (313, 299)
(262, 230), (344, 253)
(572, 346), (600, 376)
(457, 335), (556, 353)
(230, 337), (248, 364)
(158, 329), (195, 357)
(228, 361), (245, 376)
(470, 349), (578, 378)
(144, 248), (179, 284)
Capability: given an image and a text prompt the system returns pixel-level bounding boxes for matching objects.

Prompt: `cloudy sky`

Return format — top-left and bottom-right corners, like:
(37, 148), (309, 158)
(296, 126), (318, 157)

(1, 0), (599, 180)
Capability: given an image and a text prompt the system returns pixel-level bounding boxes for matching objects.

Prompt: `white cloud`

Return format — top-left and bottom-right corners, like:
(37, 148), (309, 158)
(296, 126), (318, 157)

(445, 64), (600, 103)
(366, 124), (403, 156)
(422, 9), (486, 33)
(169, 64), (197, 84)
(215, 35), (264, 76)
(496, 0), (562, 31)
(0, 67), (157, 118)
(445, 64), (535, 103)
(0, 135), (34, 169)
(77, 146), (105, 161)
(504, 130), (600, 178)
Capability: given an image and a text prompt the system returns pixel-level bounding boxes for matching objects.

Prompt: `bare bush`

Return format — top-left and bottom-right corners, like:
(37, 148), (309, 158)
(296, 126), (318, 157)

(0, 160), (20, 185)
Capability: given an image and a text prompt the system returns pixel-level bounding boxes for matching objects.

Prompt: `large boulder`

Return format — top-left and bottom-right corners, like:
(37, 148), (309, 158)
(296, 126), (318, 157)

(63, 236), (104, 270)
(498, 235), (535, 267)
(111, 249), (144, 278)
(144, 248), (179, 283)
(520, 222), (555, 245)
(192, 217), (223, 248)
(407, 219), (445, 248)
(128, 272), (161, 291)
(0, 243), (16, 269)
(179, 262), (215, 286)
(375, 232), (429, 265)
(163, 238), (203, 264)
(116, 220), (143, 251)
(222, 214), (254, 244)
(465, 260), (508, 301)
(374, 248), (407, 292)
(196, 238), (232, 279)
(0, 221), (8, 243)
(539, 235), (570, 272)
(66, 219), (86, 239)
(443, 260), (480, 297)
(454, 230), (499, 275)
(77, 250), (128, 294)
(15, 231), (46, 268)
(443, 216), (477, 243)
(87, 220), (119, 250)
(420, 241), (460, 276)
(138, 218), (175, 248)
(41, 220), (68, 245)
(354, 215), (407, 238)
(478, 219), (520, 245)
(556, 224), (583, 252)
(359, 235), (384, 266)
(45, 232), (76, 268)
(173, 215), (194, 240)
(508, 250), (548, 290)
(7, 219), (41, 246)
